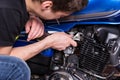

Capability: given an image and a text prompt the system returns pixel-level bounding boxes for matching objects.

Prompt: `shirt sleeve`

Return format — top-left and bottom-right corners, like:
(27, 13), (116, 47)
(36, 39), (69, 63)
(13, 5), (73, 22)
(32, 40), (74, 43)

(0, 8), (22, 46)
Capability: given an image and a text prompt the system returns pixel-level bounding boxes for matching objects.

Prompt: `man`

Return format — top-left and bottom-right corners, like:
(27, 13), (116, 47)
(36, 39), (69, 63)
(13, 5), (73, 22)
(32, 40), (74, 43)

(0, 0), (87, 79)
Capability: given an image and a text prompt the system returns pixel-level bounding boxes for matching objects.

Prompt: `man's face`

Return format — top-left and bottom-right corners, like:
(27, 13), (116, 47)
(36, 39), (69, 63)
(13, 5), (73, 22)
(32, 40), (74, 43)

(41, 11), (70, 20)
(33, 9), (70, 20)
(29, 1), (71, 20)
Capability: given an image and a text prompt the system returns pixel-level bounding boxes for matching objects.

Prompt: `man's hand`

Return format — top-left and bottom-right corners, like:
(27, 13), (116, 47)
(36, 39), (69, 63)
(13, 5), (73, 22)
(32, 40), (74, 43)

(25, 16), (44, 41)
(44, 32), (77, 51)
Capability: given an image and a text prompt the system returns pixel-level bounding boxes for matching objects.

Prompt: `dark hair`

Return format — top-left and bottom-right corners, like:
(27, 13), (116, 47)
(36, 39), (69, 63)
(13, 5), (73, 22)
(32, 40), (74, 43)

(33, 0), (88, 13)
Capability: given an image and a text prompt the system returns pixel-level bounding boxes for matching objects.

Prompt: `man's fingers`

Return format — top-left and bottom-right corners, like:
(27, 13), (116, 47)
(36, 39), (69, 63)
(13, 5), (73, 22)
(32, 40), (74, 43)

(25, 21), (31, 33)
(27, 20), (38, 39)
(70, 40), (77, 47)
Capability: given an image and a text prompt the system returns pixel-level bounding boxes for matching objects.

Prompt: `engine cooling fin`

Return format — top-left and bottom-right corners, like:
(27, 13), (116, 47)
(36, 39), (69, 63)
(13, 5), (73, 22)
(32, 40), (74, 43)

(79, 36), (110, 75)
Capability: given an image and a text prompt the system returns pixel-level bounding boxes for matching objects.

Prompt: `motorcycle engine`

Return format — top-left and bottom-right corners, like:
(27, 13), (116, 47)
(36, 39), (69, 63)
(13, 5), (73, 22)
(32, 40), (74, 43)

(46, 25), (120, 80)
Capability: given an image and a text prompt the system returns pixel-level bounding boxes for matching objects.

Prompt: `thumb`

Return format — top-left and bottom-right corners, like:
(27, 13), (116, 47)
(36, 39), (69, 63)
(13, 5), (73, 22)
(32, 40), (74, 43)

(70, 40), (77, 47)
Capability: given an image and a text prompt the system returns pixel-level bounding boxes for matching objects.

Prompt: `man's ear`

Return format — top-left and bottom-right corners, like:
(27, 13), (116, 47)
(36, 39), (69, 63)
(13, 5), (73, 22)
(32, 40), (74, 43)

(40, 1), (53, 10)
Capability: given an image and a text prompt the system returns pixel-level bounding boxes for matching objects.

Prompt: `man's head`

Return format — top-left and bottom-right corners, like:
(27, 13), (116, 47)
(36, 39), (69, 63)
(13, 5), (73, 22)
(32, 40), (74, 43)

(26, 0), (88, 20)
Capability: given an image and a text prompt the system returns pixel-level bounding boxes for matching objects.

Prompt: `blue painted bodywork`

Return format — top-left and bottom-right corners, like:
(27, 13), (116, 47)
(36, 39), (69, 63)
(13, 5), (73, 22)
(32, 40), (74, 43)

(75, 0), (120, 14)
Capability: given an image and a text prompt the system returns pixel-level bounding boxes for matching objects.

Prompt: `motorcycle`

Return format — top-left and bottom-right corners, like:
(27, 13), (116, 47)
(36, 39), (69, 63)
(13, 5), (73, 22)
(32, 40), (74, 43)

(14, 0), (120, 80)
